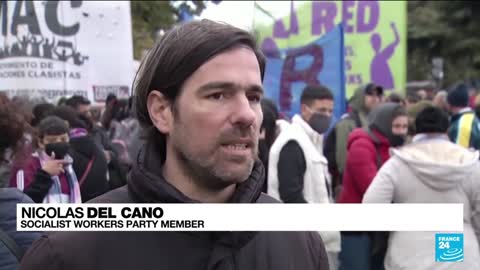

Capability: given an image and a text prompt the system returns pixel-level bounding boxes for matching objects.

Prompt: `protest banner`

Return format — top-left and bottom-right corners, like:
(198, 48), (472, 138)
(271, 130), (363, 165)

(0, 1), (134, 104)
(263, 24), (346, 119)
(254, 0), (407, 99)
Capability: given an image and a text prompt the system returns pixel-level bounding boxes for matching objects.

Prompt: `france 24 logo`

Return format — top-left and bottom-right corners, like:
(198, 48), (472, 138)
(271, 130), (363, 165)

(435, 233), (464, 262)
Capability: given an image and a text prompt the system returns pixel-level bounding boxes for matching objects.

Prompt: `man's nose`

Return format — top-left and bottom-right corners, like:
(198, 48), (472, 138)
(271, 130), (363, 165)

(230, 95), (257, 128)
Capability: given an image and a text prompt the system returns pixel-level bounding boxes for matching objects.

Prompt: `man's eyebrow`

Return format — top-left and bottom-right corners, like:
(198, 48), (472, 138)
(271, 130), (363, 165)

(198, 82), (236, 93)
(197, 81), (264, 94)
(247, 84), (264, 95)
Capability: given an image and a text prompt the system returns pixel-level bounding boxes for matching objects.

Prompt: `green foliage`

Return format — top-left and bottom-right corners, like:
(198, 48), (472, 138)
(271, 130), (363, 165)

(408, 1), (480, 87)
(130, 1), (206, 60)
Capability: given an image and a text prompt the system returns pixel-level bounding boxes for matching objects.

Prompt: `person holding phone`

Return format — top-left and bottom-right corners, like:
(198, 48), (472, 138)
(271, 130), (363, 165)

(9, 116), (82, 203)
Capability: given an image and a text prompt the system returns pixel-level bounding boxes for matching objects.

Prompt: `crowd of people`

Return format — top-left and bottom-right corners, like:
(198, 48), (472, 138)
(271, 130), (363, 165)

(0, 92), (142, 267)
(0, 19), (480, 270)
(263, 81), (480, 270)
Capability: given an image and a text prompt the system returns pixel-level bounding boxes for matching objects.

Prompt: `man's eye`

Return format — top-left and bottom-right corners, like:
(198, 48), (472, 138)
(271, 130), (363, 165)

(248, 95), (262, 103)
(208, 93), (224, 100)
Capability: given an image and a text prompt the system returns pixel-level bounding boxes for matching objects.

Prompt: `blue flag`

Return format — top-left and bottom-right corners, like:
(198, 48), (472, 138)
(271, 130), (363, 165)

(263, 24), (346, 121)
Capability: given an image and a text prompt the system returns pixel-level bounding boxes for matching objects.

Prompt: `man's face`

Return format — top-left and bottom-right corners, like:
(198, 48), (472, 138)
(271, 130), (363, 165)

(76, 104), (91, 117)
(163, 47), (263, 188)
(364, 93), (381, 111)
(301, 99), (334, 122)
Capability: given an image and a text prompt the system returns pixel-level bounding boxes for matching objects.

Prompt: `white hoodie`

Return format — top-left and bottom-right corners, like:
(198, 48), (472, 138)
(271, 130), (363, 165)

(363, 134), (480, 270)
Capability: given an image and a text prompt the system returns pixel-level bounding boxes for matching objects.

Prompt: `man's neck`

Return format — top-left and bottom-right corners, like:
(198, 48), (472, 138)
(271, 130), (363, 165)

(161, 153), (236, 203)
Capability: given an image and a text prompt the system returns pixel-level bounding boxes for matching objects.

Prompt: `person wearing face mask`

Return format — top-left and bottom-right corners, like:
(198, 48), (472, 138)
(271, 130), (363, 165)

(49, 106), (110, 202)
(268, 85), (340, 270)
(338, 103), (408, 270)
(9, 116), (82, 204)
(324, 83), (384, 200)
(363, 106), (480, 270)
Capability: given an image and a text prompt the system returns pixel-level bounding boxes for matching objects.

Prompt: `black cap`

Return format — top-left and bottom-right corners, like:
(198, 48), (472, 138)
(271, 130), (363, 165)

(447, 84), (469, 107)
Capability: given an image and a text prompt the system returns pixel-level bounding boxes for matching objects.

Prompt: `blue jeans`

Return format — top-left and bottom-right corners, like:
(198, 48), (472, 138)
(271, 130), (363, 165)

(339, 232), (371, 270)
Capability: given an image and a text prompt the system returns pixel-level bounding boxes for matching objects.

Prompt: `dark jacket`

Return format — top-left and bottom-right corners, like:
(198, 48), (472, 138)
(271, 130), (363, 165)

(90, 125), (118, 158)
(69, 136), (110, 202)
(20, 144), (329, 270)
(0, 188), (41, 270)
(334, 85), (372, 175)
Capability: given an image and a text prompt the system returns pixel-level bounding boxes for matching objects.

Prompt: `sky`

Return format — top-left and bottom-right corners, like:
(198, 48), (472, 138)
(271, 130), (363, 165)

(199, 1), (311, 30)
(199, 1), (255, 30)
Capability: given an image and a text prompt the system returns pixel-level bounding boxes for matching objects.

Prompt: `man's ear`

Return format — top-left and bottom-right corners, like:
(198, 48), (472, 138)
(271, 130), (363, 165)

(300, 103), (310, 121)
(147, 90), (173, 134)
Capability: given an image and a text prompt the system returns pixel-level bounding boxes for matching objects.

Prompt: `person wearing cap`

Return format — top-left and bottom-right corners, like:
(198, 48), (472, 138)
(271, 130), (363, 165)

(324, 83), (384, 198)
(363, 106), (480, 270)
(20, 19), (329, 270)
(446, 83), (480, 150)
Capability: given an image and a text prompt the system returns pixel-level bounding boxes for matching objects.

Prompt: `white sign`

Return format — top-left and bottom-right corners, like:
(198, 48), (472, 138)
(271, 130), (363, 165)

(17, 204), (463, 232)
(0, 1), (134, 104)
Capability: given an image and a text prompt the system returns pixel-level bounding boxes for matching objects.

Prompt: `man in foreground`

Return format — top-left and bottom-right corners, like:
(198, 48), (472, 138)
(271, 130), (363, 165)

(20, 20), (329, 270)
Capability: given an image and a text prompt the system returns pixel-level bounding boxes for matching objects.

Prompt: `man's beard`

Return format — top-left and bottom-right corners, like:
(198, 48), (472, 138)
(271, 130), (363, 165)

(173, 142), (254, 192)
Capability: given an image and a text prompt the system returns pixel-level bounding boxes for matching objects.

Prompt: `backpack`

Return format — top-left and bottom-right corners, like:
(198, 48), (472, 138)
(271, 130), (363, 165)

(323, 111), (362, 197)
